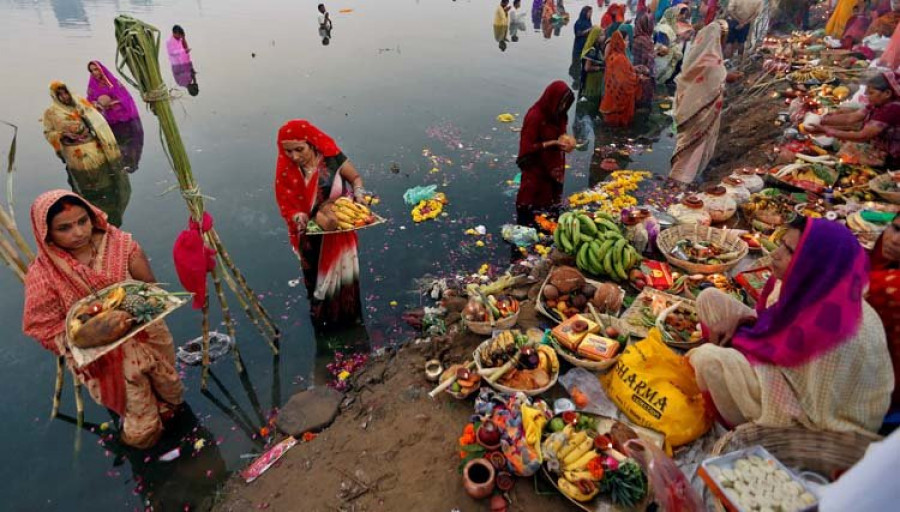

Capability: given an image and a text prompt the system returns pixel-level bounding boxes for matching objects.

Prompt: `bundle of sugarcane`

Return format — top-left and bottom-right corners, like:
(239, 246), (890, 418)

(0, 121), (34, 282)
(113, 15), (279, 387)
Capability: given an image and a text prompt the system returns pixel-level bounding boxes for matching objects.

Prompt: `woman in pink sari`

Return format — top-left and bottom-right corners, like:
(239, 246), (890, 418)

(87, 61), (144, 173)
(23, 190), (183, 448)
(274, 120), (367, 329)
(689, 218), (893, 433)
(167, 25), (197, 91)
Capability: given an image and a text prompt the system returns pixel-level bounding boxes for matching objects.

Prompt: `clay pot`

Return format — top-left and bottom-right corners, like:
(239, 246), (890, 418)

(424, 359), (443, 382)
(495, 471), (515, 492)
(462, 458), (495, 500)
(477, 420), (502, 450)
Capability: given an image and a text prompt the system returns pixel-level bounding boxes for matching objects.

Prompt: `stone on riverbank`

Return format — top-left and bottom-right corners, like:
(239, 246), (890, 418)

(276, 387), (343, 436)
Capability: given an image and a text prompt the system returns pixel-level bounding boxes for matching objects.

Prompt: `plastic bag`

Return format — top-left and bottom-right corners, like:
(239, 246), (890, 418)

(600, 329), (712, 448)
(177, 331), (235, 365)
(558, 367), (619, 418)
(500, 224), (538, 247)
(402, 185), (437, 206)
(623, 438), (704, 511)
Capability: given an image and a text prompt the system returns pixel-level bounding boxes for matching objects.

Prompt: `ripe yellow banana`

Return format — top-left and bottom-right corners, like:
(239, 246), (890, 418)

(557, 431), (588, 461)
(564, 449), (599, 471)
(563, 469), (594, 482)
(337, 221), (355, 230)
(537, 345), (559, 375)
(561, 437), (593, 467)
(558, 477), (599, 502)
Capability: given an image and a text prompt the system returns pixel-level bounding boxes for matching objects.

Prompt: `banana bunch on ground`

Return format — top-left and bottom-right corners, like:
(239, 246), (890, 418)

(332, 197), (376, 230)
(788, 67), (833, 83)
(553, 211), (642, 280)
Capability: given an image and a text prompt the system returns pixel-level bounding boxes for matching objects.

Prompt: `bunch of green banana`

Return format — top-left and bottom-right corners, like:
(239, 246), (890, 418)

(554, 211), (642, 280)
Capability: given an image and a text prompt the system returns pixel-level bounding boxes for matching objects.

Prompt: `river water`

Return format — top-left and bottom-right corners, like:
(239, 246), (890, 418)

(0, 0), (674, 509)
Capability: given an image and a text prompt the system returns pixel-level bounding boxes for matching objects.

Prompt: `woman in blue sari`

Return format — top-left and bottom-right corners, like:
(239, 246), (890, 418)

(573, 6), (594, 59)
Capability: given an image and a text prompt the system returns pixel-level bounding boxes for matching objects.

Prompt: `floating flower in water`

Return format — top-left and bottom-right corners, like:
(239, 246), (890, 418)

(478, 264), (490, 275)
(326, 351), (369, 392)
(99, 422), (110, 432)
(389, 300), (398, 307)
(475, 240), (485, 247)
(496, 113), (516, 123)
(411, 193), (448, 223)
(193, 439), (206, 451)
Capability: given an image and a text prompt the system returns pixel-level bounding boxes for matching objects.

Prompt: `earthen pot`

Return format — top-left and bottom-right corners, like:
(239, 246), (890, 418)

(477, 420), (502, 451)
(462, 458), (495, 500)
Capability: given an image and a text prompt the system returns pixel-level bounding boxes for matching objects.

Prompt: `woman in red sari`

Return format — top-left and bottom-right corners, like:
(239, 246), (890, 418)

(515, 81), (575, 226)
(22, 190), (183, 449)
(869, 213), (900, 411)
(274, 120), (366, 328)
(601, 31), (641, 127)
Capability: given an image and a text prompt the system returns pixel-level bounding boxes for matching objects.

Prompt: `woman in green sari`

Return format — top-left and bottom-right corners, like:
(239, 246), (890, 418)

(580, 26), (606, 101)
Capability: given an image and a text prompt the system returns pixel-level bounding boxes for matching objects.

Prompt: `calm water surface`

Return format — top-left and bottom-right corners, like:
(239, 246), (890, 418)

(0, 0), (673, 509)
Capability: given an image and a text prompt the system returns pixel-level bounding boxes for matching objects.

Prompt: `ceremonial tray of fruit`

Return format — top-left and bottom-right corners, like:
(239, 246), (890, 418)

(537, 266), (625, 321)
(869, 171), (900, 204)
(541, 413), (660, 511)
(438, 363), (481, 399)
(767, 156), (839, 195)
(667, 272), (745, 302)
(473, 330), (559, 396)
(548, 314), (629, 371)
(65, 280), (188, 367)
(621, 288), (701, 348)
(306, 197), (386, 234)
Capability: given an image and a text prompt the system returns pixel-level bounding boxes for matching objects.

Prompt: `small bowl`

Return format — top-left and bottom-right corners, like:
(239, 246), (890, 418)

(424, 359), (443, 382)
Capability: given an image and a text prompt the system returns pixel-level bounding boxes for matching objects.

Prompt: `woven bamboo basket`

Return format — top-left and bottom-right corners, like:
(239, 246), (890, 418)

(870, 172), (900, 204)
(465, 311), (519, 336)
(473, 338), (558, 396)
(708, 424), (881, 512)
(548, 336), (620, 371)
(657, 224), (748, 274)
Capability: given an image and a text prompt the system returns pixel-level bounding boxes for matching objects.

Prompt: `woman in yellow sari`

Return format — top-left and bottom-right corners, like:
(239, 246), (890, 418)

(826, 0), (859, 37)
(43, 81), (130, 226)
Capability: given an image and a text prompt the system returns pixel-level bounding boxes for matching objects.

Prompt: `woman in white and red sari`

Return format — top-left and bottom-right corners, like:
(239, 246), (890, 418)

(274, 120), (366, 329)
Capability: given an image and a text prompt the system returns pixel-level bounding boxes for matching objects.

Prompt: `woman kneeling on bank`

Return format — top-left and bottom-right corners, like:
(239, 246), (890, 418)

(688, 217), (893, 433)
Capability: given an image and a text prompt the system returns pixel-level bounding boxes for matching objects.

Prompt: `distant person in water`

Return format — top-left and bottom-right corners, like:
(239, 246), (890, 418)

(318, 3), (333, 31)
(167, 25), (197, 90)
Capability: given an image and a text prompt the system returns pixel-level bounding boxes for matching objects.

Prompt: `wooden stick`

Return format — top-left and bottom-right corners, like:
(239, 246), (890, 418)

(211, 266), (243, 374)
(72, 370), (84, 428)
(51, 355), (65, 419)
(210, 230), (279, 338)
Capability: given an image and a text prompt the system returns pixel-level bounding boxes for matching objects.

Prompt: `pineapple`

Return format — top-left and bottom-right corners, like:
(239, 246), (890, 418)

(119, 294), (165, 324)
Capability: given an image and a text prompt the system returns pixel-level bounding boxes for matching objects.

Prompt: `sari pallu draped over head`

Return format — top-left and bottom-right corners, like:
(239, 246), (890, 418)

(600, 32), (641, 127)
(274, 120), (360, 315)
(654, 6), (683, 83)
(734, 219), (869, 367)
(516, 82), (573, 210)
(573, 6), (593, 59)
(43, 81), (121, 173)
(22, 190), (133, 415)
(86, 61), (140, 126)
(669, 20), (727, 183)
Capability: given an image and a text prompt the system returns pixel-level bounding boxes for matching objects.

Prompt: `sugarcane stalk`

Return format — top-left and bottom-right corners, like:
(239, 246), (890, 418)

(210, 265), (243, 374)
(201, 295), (211, 389)
(72, 370), (84, 428)
(214, 251), (279, 354)
(0, 207), (33, 262)
(0, 236), (25, 282)
(51, 355), (65, 419)
(114, 15), (278, 370)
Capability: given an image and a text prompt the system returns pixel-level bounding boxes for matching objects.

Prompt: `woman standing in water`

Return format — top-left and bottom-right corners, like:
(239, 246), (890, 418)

(601, 31), (641, 127)
(167, 25), (197, 92)
(515, 81), (575, 225)
(274, 120), (367, 328)
(23, 190), (184, 449)
(669, 21), (728, 183)
(86, 61), (144, 173)
(43, 81), (130, 227)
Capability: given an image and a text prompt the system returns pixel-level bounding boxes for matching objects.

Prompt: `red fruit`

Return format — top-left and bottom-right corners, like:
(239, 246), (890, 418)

(562, 411), (578, 425)
(593, 434), (612, 451)
(605, 326), (620, 338)
(629, 269), (645, 281)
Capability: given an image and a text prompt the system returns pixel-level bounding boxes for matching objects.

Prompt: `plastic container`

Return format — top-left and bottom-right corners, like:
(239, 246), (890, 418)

(667, 196), (712, 226)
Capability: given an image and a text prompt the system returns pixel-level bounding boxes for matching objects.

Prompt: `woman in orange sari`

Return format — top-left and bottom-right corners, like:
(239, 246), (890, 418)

(600, 31), (641, 127)
(869, 213), (900, 411)
(274, 120), (366, 329)
(22, 190), (183, 449)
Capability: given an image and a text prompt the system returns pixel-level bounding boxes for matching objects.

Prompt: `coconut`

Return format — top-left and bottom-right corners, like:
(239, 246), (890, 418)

(549, 266), (585, 294)
(592, 283), (622, 312)
(542, 284), (560, 301)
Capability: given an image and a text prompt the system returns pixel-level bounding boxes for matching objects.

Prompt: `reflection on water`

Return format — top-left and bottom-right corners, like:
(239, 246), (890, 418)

(51, 0), (89, 29)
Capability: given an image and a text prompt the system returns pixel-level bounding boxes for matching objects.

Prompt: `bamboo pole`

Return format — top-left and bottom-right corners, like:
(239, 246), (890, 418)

(114, 16), (279, 374)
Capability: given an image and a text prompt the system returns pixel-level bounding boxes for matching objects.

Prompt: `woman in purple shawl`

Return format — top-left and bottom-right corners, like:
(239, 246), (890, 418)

(688, 217), (893, 433)
(87, 61), (144, 173)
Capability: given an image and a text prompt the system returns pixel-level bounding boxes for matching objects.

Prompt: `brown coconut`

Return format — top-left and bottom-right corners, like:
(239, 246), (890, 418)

(591, 283), (622, 312)
(315, 203), (339, 231)
(548, 266), (585, 294)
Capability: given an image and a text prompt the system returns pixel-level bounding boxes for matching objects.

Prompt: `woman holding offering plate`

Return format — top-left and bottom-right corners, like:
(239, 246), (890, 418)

(22, 190), (183, 449)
